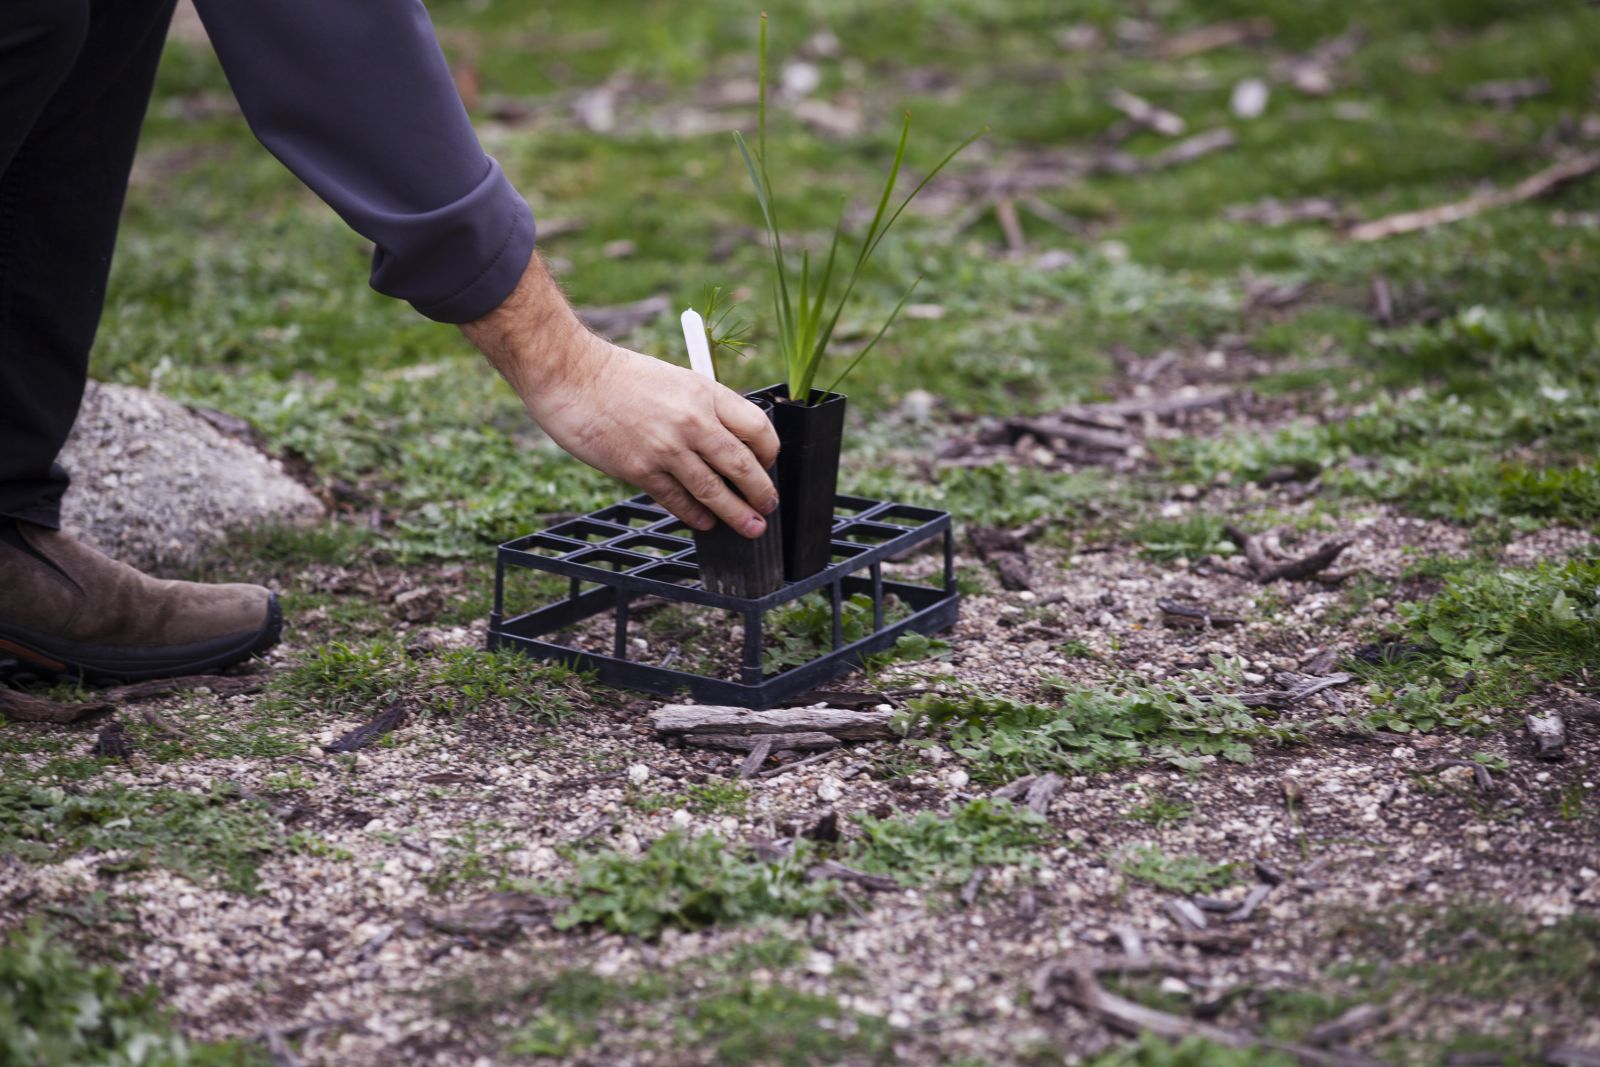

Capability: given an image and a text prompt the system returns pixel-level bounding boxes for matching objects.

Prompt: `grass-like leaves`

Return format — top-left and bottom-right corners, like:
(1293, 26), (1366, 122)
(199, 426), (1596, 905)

(734, 14), (980, 404)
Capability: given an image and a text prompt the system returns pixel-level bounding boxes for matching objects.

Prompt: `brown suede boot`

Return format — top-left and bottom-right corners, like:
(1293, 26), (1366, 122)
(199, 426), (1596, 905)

(0, 521), (281, 682)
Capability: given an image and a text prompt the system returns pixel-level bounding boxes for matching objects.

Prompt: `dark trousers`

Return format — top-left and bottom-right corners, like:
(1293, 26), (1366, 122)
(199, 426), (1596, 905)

(0, 0), (176, 528)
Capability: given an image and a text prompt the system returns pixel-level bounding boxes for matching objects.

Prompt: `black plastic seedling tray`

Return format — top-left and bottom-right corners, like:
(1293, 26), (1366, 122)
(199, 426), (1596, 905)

(487, 493), (959, 708)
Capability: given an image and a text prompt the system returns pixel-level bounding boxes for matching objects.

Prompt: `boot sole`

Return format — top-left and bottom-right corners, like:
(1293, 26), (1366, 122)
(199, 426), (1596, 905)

(0, 594), (283, 684)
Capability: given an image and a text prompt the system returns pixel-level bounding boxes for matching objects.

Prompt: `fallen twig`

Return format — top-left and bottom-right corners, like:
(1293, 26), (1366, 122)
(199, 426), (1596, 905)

(1224, 525), (1351, 583)
(1107, 89), (1186, 137)
(0, 687), (114, 724)
(738, 736), (774, 779)
(806, 860), (899, 892)
(1348, 153), (1600, 241)
(105, 674), (267, 702)
(1035, 957), (1385, 1067)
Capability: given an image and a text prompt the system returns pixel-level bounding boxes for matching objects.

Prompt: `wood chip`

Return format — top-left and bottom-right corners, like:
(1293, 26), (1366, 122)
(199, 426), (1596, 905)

(1349, 153), (1600, 242)
(1224, 525), (1352, 583)
(0, 687), (114, 724)
(1024, 773), (1066, 815)
(738, 736), (774, 779)
(1165, 898), (1208, 931)
(1524, 710), (1566, 760)
(1156, 17), (1274, 58)
(1158, 598), (1244, 628)
(960, 866), (988, 907)
(420, 891), (559, 942)
(1224, 883), (1272, 923)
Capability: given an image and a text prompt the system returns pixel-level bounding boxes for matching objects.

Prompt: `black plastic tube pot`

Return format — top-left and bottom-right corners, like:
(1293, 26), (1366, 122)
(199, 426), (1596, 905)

(692, 400), (785, 598)
(750, 383), (846, 581)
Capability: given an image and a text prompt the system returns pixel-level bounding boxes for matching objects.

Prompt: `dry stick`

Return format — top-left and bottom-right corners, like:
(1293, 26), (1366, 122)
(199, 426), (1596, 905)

(105, 674), (266, 702)
(1042, 959), (1385, 1067)
(960, 866), (988, 907)
(685, 731), (841, 754)
(994, 197), (1027, 255)
(0, 687), (114, 724)
(738, 736), (774, 779)
(1348, 153), (1600, 241)
(757, 749), (838, 779)
(1157, 598), (1245, 629)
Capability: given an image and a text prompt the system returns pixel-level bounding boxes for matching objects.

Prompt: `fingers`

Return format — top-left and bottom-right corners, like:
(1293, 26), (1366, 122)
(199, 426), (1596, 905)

(715, 388), (781, 470)
(670, 453), (769, 539)
(640, 473), (716, 532)
(703, 429), (778, 517)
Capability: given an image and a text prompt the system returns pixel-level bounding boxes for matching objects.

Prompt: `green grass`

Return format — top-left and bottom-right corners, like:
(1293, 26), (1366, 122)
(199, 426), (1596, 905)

(547, 832), (840, 938)
(442, 937), (893, 1064)
(0, 924), (267, 1067)
(270, 642), (582, 722)
(909, 670), (1299, 783)
(846, 798), (1047, 887)
(1117, 844), (1237, 895)
(0, 780), (282, 895)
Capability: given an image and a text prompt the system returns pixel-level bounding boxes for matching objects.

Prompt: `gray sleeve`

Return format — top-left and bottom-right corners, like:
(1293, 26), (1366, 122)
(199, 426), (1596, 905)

(191, 0), (534, 323)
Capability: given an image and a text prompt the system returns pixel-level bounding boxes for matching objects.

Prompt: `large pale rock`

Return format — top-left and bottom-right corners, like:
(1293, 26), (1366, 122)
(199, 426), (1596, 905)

(57, 382), (325, 570)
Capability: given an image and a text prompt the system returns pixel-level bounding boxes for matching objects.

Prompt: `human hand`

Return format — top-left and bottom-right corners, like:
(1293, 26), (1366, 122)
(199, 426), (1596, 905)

(461, 255), (779, 536)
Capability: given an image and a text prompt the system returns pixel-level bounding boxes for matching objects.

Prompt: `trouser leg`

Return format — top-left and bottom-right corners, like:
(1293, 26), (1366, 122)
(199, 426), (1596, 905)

(0, 0), (178, 528)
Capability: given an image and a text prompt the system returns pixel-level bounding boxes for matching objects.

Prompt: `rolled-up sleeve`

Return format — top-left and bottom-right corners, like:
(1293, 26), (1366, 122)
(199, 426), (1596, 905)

(191, 0), (534, 323)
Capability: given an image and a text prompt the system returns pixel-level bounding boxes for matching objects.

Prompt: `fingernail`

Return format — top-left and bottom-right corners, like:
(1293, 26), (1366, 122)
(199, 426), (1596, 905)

(762, 495), (780, 515)
(692, 515), (715, 531)
(743, 515), (767, 537)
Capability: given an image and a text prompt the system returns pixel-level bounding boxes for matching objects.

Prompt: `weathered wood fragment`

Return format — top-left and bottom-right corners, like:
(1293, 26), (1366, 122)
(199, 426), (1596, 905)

(682, 731), (841, 753)
(651, 704), (896, 741)
(1525, 710), (1566, 760)
(1349, 154), (1600, 241)
(0, 687), (114, 724)
(738, 736), (773, 779)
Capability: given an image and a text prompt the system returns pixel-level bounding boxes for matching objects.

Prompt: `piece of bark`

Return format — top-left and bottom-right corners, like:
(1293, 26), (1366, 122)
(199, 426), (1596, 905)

(960, 866), (988, 907)
(1259, 540), (1352, 583)
(993, 775), (1038, 802)
(0, 687), (114, 724)
(1225, 883), (1272, 923)
(1254, 861), (1287, 886)
(738, 736), (774, 779)
(1307, 1003), (1388, 1047)
(324, 703), (409, 753)
(1006, 416), (1136, 454)
(802, 811), (840, 843)
(1349, 153), (1600, 241)
(104, 674), (267, 702)
(682, 731), (841, 753)
(1165, 898), (1208, 931)
(1547, 1047), (1600, 1067)
(651, 704), (896, 741)
(92, 721), (133, 761)
(1524, 710), (1566, 760)
(1024, 773), (1067, 815)
(138, 706), (188, 741)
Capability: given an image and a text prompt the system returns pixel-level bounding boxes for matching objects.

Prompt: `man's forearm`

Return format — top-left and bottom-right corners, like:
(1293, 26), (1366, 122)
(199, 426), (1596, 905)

(460, 253), (594, 402)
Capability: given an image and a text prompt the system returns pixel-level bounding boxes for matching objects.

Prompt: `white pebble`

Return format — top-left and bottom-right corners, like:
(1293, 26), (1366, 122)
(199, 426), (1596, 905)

(627, 763), (650, 786)
(817, 777), (844, 803)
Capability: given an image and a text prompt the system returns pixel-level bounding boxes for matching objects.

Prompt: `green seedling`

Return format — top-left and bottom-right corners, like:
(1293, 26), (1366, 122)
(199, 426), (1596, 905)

(734, 13), (980, 403)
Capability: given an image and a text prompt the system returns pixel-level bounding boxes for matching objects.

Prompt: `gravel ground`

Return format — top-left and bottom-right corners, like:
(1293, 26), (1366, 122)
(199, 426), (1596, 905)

(2, 508), (1595, 1064)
